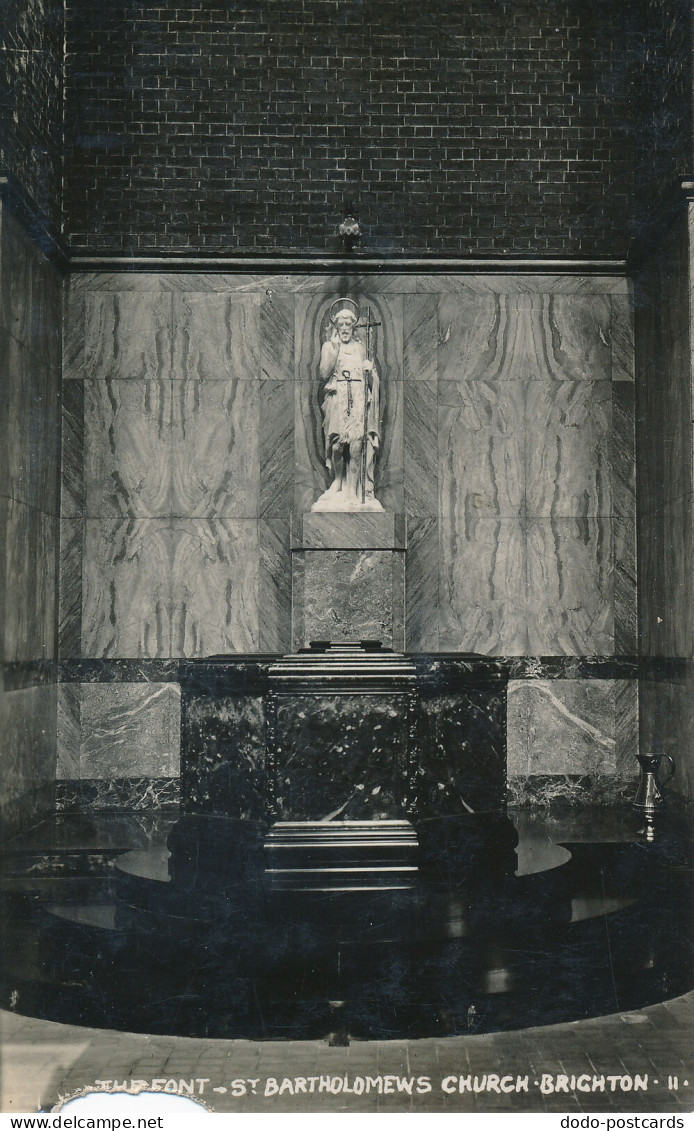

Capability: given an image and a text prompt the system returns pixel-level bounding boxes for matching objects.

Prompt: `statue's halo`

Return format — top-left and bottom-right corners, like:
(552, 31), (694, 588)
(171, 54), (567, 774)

(329, 297), (359, 324)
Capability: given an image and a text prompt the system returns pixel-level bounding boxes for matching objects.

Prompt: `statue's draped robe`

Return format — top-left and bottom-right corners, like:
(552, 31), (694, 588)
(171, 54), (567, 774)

(321, 339), (380, 485)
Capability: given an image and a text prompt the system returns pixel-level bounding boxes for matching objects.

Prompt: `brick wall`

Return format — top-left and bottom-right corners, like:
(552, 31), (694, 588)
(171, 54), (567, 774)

(0, 0), (65, 232)
(64, 0), (639, 256)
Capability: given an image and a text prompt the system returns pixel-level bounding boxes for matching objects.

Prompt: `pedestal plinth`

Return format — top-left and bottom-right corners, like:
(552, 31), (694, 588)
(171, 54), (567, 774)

(290, 513), (406, 651)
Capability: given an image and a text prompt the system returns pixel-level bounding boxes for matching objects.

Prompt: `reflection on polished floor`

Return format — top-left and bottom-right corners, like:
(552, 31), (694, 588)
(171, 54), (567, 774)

(1, 805), (691, 1044)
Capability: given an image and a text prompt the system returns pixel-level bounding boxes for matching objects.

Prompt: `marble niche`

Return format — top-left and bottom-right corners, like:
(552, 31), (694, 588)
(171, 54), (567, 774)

(291, 293), (406, 650)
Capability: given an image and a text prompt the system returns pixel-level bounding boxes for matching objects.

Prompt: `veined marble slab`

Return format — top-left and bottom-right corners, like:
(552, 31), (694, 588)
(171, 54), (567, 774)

(259, 379), (294, 517)
(526, 517), (614, 655)
(68, 271), (632, 295)
(258, 517), (291, 652)
(439, 515), (527, 654)
(405, 517), (439, 652)
(60, 380), (84, 518)
(171, 378), (259, 517)
(172, 292), (260, 380)
(0, 684), (57, 839)
(610, 294), (635, 381)
(81, 518), (172, 658)
(403, 293), (438, 381)
(261, 291), (295, 380)
(4, 336), (60, 515)
(524, 380), (612, 517)
(76, 291), (173, 380)
(59, 518), (83, 659)
(83, 378), (171, 518)
(2, 209), (62, 369)
(404, 380), (438, 516)
(438, 292), (612, 382)
(438, 380), (525, 519)
(78, 682), (180, 778)
(4, 499), (57, 663)
(169, 518), (260, 656)
(290, 512), (406, 550)
(507, 678), (636, 777)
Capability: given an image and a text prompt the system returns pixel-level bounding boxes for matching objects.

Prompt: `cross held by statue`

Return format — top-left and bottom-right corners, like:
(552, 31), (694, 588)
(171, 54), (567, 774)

(337, 367), (359, 414)
(355, 307), (382, 360)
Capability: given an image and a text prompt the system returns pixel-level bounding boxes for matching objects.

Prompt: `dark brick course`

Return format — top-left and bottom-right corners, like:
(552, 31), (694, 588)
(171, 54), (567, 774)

(63, 0), (641, 256)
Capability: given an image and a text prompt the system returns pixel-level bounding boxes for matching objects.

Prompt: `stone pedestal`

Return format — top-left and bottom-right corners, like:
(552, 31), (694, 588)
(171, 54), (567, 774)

(290, 513), (406, 650)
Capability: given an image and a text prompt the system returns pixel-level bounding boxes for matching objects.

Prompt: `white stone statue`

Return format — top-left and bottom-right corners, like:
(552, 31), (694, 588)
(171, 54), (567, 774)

(311, 298), (383, 512)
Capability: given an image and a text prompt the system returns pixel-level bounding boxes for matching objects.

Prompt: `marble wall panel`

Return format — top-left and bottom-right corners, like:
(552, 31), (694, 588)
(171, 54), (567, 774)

(524, 381), (612, 518)
(416, 688), (506, 813)
(292, 513), (406, 550)
(0, 684), (57, 840)
(615, 678), (639, 775)
(76, 515), (266, 658)
(373, 374), (404, 512)
(169, 519), (260, 655)
(172, 293), (260, 380)
(81, 518), (171, 658)
(438, 292), (502, 381)
(4, 499), (57, 662)
(259, 379), (294, 517)
(60, 380), (84, 518)
(612, 382), (637, 654)
(639, 667), (694, 800)
(403, 293), (438, 382)
(405, 517), (439, 652)
(181, 693), (266, 818)
(68, 272), (631, 297)
(404, 380), (438, 516)
(56, 683), (81, 778)
(79, 683), (180, 778)
(639, 495), (693, 660)
(59, 519), (83, 659)
(261, 291), (295, 380)
(84, 378), (172, 518)
(660, 492), (694, 659)
(526, 518), (614, 655)
(2, 209), (62, 370)
(295, 290), (403, 383)
(81, 291), (172, 381)
(171, 378), (259, 517)
(4, 337), (60, 515)
(507, 679), (622, 777)
(55, 777), (180, 811)
(258, 517), (291, 652)
(438, 516), (527, 654)
(438, 293), (612, 383)
(63, 286), (86, 378)
(293, 381), (326, 514)
(610, 295), (635, 381)
(438, 380), (525, 518)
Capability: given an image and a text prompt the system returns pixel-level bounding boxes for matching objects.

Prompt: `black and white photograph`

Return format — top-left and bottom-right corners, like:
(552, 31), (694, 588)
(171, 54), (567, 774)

(0, 0), (692, 1121)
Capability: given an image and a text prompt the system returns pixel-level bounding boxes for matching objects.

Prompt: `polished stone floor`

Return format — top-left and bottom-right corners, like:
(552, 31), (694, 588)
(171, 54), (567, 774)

(1, 804), (692, 1112)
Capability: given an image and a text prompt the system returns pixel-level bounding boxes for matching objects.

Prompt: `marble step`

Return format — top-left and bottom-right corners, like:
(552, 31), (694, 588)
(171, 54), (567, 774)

(268, 641), (417, 691)
(264, 819), (419, 892)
